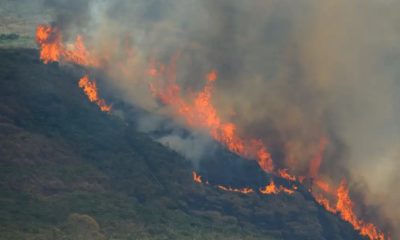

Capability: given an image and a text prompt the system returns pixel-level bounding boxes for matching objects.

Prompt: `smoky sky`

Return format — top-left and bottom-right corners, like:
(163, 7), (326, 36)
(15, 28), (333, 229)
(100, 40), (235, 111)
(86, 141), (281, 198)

(27, 0), (400, 237)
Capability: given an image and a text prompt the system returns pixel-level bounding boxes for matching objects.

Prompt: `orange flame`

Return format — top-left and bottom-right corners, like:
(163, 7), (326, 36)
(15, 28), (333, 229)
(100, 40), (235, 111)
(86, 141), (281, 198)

(149, 62), (273, 172)
(36, 25), (62, 64)
(217, 185), (254, 194)
(259, 181), (295, 195)
(314, 179), (333, 194)
(192, 171), (202, 184)
(278, 168), (297, 182)
(312, 179), (386, 240)
(78, 75), (112, 112)
(315, 194), (337, 214)
(36, 24), (99, 67)
(309, 137), (329, 178)
(336, 180), (385, 240)
(36, 24), (388, 240)
(192, 172), (294, 195)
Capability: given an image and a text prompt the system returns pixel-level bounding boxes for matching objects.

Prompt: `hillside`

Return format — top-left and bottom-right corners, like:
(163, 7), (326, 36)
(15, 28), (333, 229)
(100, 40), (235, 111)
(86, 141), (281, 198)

(0, 48), (366, 240)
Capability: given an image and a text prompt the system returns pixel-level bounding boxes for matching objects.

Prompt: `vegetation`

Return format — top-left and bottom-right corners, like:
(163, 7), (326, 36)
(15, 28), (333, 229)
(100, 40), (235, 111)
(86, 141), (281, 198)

(0, 48), (366, 239)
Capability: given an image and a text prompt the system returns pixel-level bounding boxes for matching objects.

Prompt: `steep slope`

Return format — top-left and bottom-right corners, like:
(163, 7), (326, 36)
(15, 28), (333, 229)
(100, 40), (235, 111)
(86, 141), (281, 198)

(0, 48), (365, 240)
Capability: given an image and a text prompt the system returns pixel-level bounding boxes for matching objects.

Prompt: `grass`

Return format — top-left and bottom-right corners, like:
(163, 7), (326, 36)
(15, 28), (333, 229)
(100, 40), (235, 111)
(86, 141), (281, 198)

(0, 48), (366, 240)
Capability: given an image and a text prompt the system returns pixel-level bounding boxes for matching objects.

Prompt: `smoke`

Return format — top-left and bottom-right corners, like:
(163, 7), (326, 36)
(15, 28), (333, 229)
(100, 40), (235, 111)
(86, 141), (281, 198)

(32, 0), (400, 237)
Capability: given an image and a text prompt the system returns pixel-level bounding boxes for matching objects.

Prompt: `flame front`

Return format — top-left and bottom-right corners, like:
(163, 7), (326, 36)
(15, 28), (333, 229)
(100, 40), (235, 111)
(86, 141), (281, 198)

(307, 141), (387, 240)
(78, 75), (112, 112)
(259, 181), (295, 195)
(35, 24), (389, 240)
(193, 172), (294, 196)
(149, 63), (273, 172)
(36, 25), (99, 67)
(217, 185), (255, 194)
(336, 180), (386, 240)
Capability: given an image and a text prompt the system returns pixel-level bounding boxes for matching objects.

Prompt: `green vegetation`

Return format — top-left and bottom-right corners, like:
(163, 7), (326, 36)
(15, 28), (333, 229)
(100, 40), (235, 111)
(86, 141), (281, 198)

(0, 34), (34, 48)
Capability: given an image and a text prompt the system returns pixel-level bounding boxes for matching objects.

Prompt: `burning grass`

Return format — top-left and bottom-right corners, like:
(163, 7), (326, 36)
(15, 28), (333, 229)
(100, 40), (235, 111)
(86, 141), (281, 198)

(33, 22), (390, 239)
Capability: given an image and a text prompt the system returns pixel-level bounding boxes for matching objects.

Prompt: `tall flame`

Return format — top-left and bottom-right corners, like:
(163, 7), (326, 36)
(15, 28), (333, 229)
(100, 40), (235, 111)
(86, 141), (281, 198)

(36, 24), (99, 67)
(78, 75), (112, 112)
(336, 180), (386, 240)
(36, 25), (62, 64)
(149, 63), (273, 172)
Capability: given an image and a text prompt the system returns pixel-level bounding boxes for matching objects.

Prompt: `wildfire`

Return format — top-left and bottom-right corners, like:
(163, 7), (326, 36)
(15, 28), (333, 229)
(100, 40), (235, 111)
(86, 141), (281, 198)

(315, 194), (337, 213)
(36, 24), (99, 67)
(217, 185), (255, 194)
(192, 172), (294, 195)
(36, 25), (62, 63)
(278, 168), (297, 182)
(192, 171), (202, 184)
(310, 177), (387, 239)
(35, 23), (389, 240)
(259, 181), (295, 195)
(306, 141), (387, 240)
(36, 25), (111, 112)
(336, 180), (385, 240)
(148, 62), (273, 172)
(309, 137), (329, 178)
(78, 75), (112, 112)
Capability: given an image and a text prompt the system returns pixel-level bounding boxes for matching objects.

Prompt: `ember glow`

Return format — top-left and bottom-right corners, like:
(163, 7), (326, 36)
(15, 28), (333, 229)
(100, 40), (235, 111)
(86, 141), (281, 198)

(78, 75), (112, 112)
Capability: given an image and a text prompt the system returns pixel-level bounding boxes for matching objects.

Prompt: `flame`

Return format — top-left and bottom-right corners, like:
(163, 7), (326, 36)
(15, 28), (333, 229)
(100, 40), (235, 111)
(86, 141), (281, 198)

(78, 75), (112, 112)
(306, 139), (387, 240)
(149, 62), (273, 172)
(35, 24), (388, 240)
(309, 137), (329, 178)
(315, 194), (337, 213)
(259, 181), (295, 195)
(311, 179), (386, 240)
(278, 168), (297, 182)
(217, 185), (255, 194)
(192, 171), (202, 184)
(192, 172), (294, 195)
(36, 24), (99, 67)
(314, 179), (333, 194)
(36, 25), (62, 63)
(336, 180), (385, 240)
